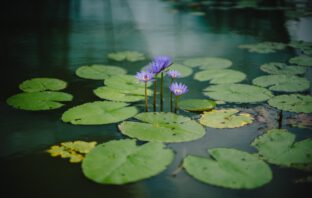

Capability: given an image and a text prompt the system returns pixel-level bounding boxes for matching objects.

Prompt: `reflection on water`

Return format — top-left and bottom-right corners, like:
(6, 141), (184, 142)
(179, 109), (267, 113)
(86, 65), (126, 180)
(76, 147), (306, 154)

(1, 0), (312, 197)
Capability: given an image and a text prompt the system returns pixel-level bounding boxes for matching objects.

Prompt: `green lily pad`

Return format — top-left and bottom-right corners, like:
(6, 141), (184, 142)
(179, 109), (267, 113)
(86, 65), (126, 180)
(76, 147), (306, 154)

(303, 49), (312, 56)
(252, 75), (310, 92)
(251, 129), (312, 169)
(61, 101), (138, 125)
(194, 69), (246, 84)
(169, 63), (193, 77)
(289, 55), (312, 67)
(119, 112), (205, 143)
(289, 40), (312, 50)
(104, 74), (152, 91)
(183, 57), (232, 70)
(179, 99), (216, 111)
(94, 86), (145, 102)
(183, 148), (272, 189)
(19, 78), (67, 93)
(7, 91), (73, 111)
(47, 141), (97, 163)
(203, 84), (273, 103)
(268, 94), (312, 113)
(107, 51), (146, 62)
(199, 109), (253, 128)
(76, 65), (127, 80)
(239, 42), (286, 53)
(260, 62), (306, 75)
(82, 139), (174, 185)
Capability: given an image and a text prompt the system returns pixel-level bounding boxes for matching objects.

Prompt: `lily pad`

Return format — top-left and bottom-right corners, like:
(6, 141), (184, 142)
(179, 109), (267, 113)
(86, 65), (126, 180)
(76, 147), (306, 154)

(289, 40), (312, 50)
(252, 75), (310, 92)
(7, 91), (73, 111)
(19, 78), (67, 93)
(251, 129), (312, 169)
(183, 57), (232, 70)
(61, 101), (138, 125)
(76, 65), (127, 80)
(268, 94), (312, 113)
(260, 62), (306, 75)
(82, 139), (174, 185)
(107, 51), (146, 62)
(289, 55), (312, 67)
(239, 42), (286, 53)
(199, 109), (253, 128)
(194, 69), (246, 84)
(169, 63), (193, 77)
(118, 112), (205, 143)
(203, 84), (273, 103)
(183, 148), (272, 189)
(94, 86), (145, 102)
(47, 141), (97, 163)
(179, 99), (216, 111)
(104, 74), (152, 91)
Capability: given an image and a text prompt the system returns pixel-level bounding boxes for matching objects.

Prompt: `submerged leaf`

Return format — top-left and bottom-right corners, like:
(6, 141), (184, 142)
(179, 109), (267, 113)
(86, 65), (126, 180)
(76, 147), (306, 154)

(76, 65), (127, 80)
(62, 101), (138, 125)
(107, 51), (146, 62)
(119, 112), (205, 143)
(251, 129), (312, 169)
(199, 109), (253, 128)
(194, 69), (246, 84)
(289, 55), (312, 67)
(203, 84), (273, 103)
(82, 139), (174, 185)
(183, 148), (272, 189)
(19, 78), (67, 93)
(268, 94), (312, 113)
(286, 114), (312, 129)
(7, 91), (73, 111)
(260, 62), (306, 75)
(183, 57), (232, 70)
(179, 99), (216, 111)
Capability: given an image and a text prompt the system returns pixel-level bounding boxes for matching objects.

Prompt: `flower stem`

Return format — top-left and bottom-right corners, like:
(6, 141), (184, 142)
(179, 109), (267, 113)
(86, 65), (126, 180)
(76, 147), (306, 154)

(174, 96), (179, 113)
(170, 78), (173, 112)
(153, 75), (157, 111)
(145, 82), (148, 112)
(160, 72), (164, 112)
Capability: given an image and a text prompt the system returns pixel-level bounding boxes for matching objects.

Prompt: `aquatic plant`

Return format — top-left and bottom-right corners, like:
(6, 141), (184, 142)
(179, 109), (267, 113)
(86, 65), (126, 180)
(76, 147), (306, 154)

(167, 70), (181, 111)
(135, 71), (155, 111)
(169, 82), (189, 113)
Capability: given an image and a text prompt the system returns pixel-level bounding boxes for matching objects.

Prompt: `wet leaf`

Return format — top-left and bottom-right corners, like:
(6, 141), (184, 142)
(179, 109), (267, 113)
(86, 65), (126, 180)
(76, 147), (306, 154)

(82, 139), (174, 185)
(203, 84), (273, 103)
(62, 101), (138, 125)
(289, 40), (312, 50)
(76, 65), (127, 80)
(179, 99), (216, 111)
(199, 109), (253, 128)
(104, 74), (152, 91)
(183, 57), (232, 70)
(169, 63), (193, 77)
(7, 91), (73, 111)
(107, 51), (146, 62)
(119, 112), (205, 143)
(19, 78), (67, 93)
(194, 69), (246, 84)
(94, 86), (145, 102)
(252, 75), (310, 92)
(260, 62), (306, 75)
(289, 55), (312, 67)
(287, 114), (312, 129)
(268, 94), (312, 113)
(183, 148), (272, 189)
(251, 129), (312, 169)
(239, 42), (286, 53)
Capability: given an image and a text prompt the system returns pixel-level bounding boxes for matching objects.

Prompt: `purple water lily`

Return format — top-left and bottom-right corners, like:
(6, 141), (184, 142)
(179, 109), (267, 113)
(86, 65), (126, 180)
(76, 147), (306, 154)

(167, 70), (181, 79)
(147, 56), (172, 74)
(169, 82), (188, 96)
(135, 71), (154, 82)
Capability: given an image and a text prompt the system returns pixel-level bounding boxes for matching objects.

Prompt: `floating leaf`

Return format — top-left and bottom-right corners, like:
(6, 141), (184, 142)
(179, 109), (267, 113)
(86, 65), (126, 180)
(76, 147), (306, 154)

(169, 63), (193, 77)
(179, 99), (216, 111)
(107, 51), (146, 62)
(289, 40), (312, 50)
(194, 69), (246, 84)
(104, 75), (152, 91)
(203, 84), (273, 103)
(260, 62), (306, 75)
(76, 65), (127, 80)
(119, 112), (205, 143)
(303, 49), (312, 56)
(94, 86), (145, 102)
(19, 78), (67, 93)
(183, 57), (232, 70)
(289, 55), (312, 67)
(239, 42), (286, 53)
(47, 141), (97, 163)
(287, 114), (312, 129)
(183, 148), (272, 189)
(82, 139), (174, 185)
(251, 129), (312, 169)
(7, 91), (73, 111)
(252, 75), (310, 92)
(62, 101), (138, 125)
(199, 109), (253, 128)
(268, 94), (312, 113)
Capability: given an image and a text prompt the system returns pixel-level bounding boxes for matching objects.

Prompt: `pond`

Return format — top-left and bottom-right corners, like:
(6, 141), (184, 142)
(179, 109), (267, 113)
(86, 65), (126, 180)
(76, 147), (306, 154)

(1, 0), (312, 197)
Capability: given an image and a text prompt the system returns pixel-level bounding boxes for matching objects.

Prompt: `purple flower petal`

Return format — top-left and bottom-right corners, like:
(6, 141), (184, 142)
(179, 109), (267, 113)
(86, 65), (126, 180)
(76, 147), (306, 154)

(169, 82), (188, 96)
(167, 70), (181, 79)
(135, 71), (155, 82)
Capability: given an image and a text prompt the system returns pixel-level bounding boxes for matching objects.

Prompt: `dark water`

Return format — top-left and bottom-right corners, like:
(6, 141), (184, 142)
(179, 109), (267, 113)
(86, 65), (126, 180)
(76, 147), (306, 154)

(1, 0), (312, 197)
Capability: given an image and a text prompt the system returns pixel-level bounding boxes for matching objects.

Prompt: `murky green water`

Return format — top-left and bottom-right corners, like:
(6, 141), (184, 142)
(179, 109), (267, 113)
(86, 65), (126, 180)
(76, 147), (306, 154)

(1, 0), (311, 197)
